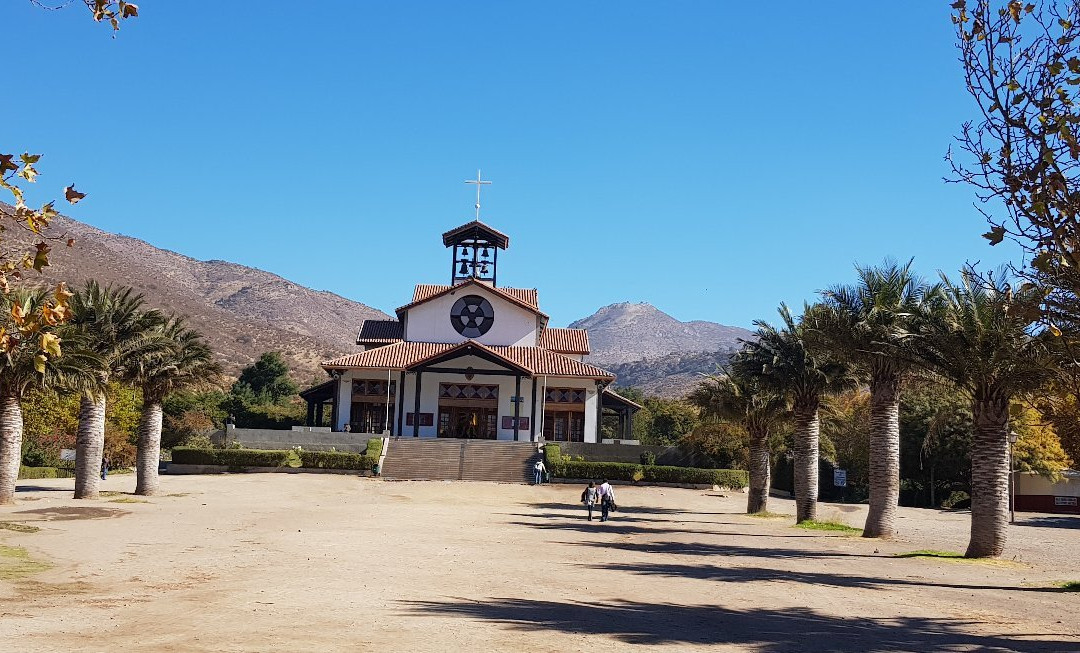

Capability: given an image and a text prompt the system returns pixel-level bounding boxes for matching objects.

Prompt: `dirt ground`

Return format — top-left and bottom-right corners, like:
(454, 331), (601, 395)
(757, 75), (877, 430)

(1, 474), (1078, 653)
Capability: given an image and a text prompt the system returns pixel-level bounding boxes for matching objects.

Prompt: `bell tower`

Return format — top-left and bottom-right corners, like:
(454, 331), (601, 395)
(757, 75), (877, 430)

(442, 220), (510, 286)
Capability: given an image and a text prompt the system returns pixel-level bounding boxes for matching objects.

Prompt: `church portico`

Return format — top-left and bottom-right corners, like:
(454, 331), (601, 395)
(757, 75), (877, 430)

(309, 175), (618, 452)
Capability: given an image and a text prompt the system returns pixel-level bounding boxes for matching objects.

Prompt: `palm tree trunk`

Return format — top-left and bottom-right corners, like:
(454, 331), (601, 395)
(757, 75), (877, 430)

(135, 399), (163, 496)
(747, 424), (771, 514)
(864, 373), (901, 538)
(75, 393), (107, 500)
(0, 389), (25, 505)
(793, 400), (820, 523)
(966, 394), (1011, 558)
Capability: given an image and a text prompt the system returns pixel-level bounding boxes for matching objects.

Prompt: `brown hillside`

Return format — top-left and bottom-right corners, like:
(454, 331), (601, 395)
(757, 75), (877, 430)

(6, 208), (387, 381)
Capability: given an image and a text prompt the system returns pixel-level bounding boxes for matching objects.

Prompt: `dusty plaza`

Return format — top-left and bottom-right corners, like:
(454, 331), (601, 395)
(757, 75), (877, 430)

(0, 474), (1076, 653)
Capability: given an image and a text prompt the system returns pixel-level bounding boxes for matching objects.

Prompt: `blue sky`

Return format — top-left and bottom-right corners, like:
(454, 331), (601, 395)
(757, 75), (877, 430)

(5, 2), (1019, 328)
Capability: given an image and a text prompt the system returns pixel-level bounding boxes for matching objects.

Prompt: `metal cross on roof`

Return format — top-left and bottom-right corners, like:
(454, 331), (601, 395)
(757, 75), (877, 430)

(464, 170), (492, 220)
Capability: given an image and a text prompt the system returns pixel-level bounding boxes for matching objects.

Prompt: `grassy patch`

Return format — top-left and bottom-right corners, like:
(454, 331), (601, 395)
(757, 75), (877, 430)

(0, 522), (41, 533)
(895, 550), (966, 559)
(108, 497), (147, 504)
(795, 519), (862, 534)
(746, 511), (790, 519)
(895, 550), (1026, 568)
(1059, 581), (1080, 591)
(0, 545), (50, 580)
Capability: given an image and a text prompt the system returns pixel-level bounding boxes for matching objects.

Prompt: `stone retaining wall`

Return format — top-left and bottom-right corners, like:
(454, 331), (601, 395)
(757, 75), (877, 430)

(209, 426), (375, 453)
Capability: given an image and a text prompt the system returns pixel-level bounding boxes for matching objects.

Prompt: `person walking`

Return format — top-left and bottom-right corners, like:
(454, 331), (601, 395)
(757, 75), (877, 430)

(533, 459), (547, 485)
(581, 481), (598, 521)
(598, 479), (615, 522)
(100, 455), (109, 481)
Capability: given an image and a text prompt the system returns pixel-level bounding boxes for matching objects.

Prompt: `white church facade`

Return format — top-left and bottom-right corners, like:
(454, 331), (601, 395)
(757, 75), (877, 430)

(304, 220), (639, 443)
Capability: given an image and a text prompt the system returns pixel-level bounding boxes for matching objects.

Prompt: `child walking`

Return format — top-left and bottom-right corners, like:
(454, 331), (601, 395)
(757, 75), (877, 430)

(581, 481), (598, 521)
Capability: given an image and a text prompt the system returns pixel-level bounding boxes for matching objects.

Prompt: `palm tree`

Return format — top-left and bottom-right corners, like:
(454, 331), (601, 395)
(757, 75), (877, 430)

(688, 369), (785, 513)
(811, 260), (936, 538)
(130, 317), (220, 496)
(0, 288), (100, 504)
(915, 270), (1056, 558)
(69, 281), (164, 500)
(733, 304), (853, 523)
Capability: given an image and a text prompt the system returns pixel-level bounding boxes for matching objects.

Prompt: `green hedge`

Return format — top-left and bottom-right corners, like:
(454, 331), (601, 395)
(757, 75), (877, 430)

(544, 444), (562, 466)
(18, 466), (76, 480)
(545, 454), (747, 489)
(365, 437), (383, 460)
(171, 447), (376, 471)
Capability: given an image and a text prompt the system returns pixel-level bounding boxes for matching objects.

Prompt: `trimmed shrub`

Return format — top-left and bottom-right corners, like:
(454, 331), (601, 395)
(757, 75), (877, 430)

(18, 466), (57, 480)
(365, 438), (383, 460)
(17, 466), (77, 480)
(640, 451), (657, 466)
(543, 444), (563, 466)
(17, 466), (76, 480)
(550, 459), (747, 489)
(298, 450), (372, 470)
(170, 447), (375, 471)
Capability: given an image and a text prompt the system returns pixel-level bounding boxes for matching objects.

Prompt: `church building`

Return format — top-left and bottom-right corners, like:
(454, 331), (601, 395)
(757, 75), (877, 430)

(307, 217), (638, 443)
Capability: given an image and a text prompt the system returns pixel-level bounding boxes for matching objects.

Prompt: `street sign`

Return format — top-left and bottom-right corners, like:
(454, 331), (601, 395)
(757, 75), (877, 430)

(60, 449), (77, 462)
(833, 469), (847, 487)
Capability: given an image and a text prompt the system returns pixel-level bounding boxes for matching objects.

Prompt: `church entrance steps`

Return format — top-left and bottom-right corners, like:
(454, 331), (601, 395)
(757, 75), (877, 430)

(381, 439), (540, 484)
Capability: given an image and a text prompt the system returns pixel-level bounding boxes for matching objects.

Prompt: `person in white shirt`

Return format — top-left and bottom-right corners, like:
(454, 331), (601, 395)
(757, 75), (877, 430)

(533, 459), (547, 485)
(597, 479), (615, 522)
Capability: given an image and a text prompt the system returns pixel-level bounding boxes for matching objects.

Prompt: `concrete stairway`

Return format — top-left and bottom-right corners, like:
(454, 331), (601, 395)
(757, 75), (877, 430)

(381, 438), (540, 484)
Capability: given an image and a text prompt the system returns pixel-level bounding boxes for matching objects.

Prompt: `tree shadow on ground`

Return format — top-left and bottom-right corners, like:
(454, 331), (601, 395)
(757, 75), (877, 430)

(587, 561), (1068, 594)
(14, 485), (71, 493)
(1016, 516), (1080, 530)
(526, 502), (730, 516)
(504, 520), (739, 538)
(506, 514), (830, 539)
(573, 540), (879, 559)
(401, 598), (1072, 652)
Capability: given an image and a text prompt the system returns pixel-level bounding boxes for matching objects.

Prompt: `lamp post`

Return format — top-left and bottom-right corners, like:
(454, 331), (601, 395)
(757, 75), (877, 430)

(1008, 430), (1019, 524)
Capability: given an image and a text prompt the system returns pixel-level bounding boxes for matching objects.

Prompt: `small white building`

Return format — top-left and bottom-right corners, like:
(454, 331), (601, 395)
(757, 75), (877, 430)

(304, 220), (638, 443)
(1015, 469), (1080, 514)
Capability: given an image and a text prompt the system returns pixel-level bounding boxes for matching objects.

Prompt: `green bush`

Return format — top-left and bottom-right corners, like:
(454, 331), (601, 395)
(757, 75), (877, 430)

(171, 447), (375, 471)
(550, 459), (747, 489)
(543, 444), (563, 466)
(298, 450), (372, 470)
(365, 438), (383, 460)
(17, 466), (76, 480)
(18, 466), (57, 480)
(941, 490), (971, 509)
(640, 451), (657, 466)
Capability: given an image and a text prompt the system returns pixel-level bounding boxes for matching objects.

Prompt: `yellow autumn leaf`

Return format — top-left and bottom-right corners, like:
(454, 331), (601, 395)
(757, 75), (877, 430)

(34, 354), (47, 374)
(40, 332), (62, 358)
(54, 283), (73, 305)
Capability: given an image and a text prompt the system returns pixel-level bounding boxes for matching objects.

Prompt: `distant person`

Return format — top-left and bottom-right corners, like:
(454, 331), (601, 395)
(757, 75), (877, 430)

(533, 459), (547, 485)
(581, 481), (598, 521)
(100, 456), (109, 481)
(597, 479), (615, 522)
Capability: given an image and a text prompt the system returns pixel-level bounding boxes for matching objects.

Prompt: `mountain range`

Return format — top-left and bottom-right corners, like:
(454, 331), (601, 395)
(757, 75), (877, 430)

(8, 209), (750, 396)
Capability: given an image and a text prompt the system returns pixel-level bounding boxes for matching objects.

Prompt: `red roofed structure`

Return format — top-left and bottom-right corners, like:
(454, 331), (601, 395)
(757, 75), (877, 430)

(303, 216), (634, 445)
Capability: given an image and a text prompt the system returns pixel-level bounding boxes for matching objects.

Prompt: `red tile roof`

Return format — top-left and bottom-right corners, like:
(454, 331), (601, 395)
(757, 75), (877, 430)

(323, 342), (452, 369)
(322, 340), (613, 380)
(441, 220), (510, 249)
(355, 319), (403, 345)
(399, 280), (544, 318)
(538, 328), (590, 355)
